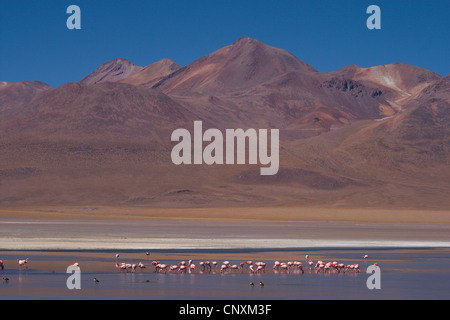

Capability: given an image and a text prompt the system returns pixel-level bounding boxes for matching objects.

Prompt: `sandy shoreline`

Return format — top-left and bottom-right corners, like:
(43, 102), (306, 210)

(1, 237), (450, 251)
(1, 206), (449, 251)
(2, 206), (450, 223)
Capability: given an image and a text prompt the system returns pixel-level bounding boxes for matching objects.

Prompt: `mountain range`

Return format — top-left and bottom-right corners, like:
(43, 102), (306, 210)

(1, 36), (449, 209)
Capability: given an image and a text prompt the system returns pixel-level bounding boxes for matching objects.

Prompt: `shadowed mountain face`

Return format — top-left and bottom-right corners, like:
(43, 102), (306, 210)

(331, 63), (442, 105)
(0, 37), (448, 209)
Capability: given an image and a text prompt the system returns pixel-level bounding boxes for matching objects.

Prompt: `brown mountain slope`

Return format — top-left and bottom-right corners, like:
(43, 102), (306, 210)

(153, 36), (318, 95)
(120, 58), (182, 87)
(282, 75), (450, 208)
(1, 82), (196, 144)
(149, 37), (397, 133)
(79, 58), (144, 85)
(331, 63), (441, 105)
(0, 37), (448, 209)
(0, 81), (53, 117)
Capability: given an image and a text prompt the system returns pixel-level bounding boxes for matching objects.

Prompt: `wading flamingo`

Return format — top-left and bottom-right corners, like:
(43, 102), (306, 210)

(157, 263), (169, 273)
(220, 264), (228, 273)
(116, 263), (127, 272)
(179, 265), (187, 272)
(17, 258), (29, 269)
(230, 264), (241, 272)
(138, 262), (146, 271)
(273, 261), (281, 270)
(255, 265), (265, 273)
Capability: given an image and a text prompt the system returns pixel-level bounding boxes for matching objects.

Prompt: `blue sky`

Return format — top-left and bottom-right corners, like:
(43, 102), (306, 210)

(1, 0), (449, 87)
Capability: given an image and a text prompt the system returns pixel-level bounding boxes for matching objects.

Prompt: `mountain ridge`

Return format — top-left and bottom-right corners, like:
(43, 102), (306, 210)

(0, 36), (448, 209)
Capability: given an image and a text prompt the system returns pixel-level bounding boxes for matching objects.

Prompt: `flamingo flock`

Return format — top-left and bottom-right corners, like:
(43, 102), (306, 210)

(273, 260), (304, 273)
(313, 260), (360, 273)
(0, 253), (374, 280)
(115, 254), (147, 273)
(108, 252), (373, 275)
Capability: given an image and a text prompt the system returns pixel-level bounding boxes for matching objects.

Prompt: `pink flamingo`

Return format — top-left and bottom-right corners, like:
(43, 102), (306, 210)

(230, 264), (239, 270)
(116, 263), (127, 272)
(157, 263), (169, 273)
(254, 262), (266, 270)
(120, 263), (132, 272)
(204, 261), (212, 270)
(287, 261), (294, 270)
(179, 265), (187, 272)
(345, 264), (360, 273)
(316, 262), (325, 273)
(17, 258), (29, 269)
(255, 265), (265, 273)
(138, 262), (146, 271)
(279, 263), (288, 271)
(220, 264), (228, 273)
